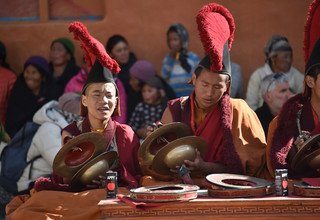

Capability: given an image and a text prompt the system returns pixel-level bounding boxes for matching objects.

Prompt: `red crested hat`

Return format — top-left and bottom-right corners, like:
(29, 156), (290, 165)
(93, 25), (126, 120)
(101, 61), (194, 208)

(68, 21), (121, 116)
(196, 3), (235, 75)
(69, 21), (120, 73)
(304, 0), (320, 75)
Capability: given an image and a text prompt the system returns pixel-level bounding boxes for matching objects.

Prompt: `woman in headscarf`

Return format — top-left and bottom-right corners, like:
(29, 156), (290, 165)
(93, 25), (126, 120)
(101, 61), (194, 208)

(161, 23), (200, 97)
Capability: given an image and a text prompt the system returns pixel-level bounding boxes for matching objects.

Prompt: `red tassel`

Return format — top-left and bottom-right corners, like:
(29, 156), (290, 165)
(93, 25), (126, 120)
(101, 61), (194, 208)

(196, 3), (235, 72)
(69, 21), (120, 74)
(304, 0), (320, 63)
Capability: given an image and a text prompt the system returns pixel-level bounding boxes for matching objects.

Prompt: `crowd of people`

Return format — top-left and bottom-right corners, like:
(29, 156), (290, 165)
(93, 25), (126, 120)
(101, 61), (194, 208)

(0, 0), (318, 218)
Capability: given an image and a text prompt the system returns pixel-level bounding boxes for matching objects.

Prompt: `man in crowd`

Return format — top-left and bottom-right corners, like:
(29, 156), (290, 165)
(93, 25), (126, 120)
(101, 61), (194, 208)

(255, 73), (292, 136)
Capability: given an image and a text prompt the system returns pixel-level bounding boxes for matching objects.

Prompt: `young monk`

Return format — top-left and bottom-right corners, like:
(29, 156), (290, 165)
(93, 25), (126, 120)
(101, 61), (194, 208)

(161, 3), (270, 179)
(35, 22), (141, 191)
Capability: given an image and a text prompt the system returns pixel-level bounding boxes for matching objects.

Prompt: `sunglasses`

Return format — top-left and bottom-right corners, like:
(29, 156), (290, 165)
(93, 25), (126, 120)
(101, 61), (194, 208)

(266, 73), (285, 92)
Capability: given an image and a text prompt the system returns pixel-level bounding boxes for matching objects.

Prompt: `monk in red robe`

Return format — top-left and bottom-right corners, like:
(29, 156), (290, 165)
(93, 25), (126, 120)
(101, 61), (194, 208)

(267, 0), (320, 179)
(161, 3), (270, 179)
(34, 22), (141, 191)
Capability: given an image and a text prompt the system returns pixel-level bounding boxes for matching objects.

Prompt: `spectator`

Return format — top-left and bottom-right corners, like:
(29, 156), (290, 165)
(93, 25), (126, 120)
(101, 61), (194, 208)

(5, 56), (51, 138)
(49, 38), (80, 100)
(127, 60), (156, 120)
(161, 23), (200, 97)
(129, 76), (167, 139)
(0, 41), (16, 124)
(255, 73), (292, 136)
(106, 34), (137, 94)
(246, 35), (303, 110)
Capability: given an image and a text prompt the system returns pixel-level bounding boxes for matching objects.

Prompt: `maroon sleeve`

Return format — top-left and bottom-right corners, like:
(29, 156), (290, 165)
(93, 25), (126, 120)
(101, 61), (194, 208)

(115, 123), (142, 188)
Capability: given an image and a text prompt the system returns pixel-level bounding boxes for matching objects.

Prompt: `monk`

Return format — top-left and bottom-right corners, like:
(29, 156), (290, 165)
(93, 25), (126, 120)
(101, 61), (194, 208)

(161, 3), (270, 179)
(34, 22), (141, 191)
(267, 0), (320, 178)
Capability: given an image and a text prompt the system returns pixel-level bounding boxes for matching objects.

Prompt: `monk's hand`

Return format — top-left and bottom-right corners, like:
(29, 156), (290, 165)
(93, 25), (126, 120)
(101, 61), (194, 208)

(183, 149), (205, 171)
(86, 175), (106, 189)
(146, 121), (163, 136)
(294, 131), (310, 150)
(294, 137), (304, 150)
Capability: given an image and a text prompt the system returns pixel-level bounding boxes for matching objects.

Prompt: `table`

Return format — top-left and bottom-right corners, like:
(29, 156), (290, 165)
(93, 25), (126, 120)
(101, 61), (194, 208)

(99, 194), (320, 219)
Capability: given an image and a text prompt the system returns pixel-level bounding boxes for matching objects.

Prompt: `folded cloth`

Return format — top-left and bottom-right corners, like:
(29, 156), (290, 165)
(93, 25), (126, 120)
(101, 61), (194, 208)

(302, 178), (320, 187)
(117, 194), (188, 210)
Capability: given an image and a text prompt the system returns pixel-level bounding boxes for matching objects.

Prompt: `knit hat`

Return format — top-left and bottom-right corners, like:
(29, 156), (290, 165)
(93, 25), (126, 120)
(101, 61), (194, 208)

(196, 3), (235, 78)
(58, 92), (81, 115)
(68, 21), (121, 117)
(145, 75), (164, 90)
(304, 0), (320, 75)
(129, 60), (156, 83)
(51, 37), (75, 55)
(264, 35), (292, 59)
(24, 55), (50, 78)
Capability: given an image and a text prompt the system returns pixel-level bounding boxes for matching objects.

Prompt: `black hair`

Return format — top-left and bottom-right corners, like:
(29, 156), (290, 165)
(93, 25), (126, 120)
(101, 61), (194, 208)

(105, 35), (128, 53)
(0, 41), (10, 69)
(303, 64), (320, 97)
(307, 64), (320, 79)
(194, 65), (230, 82)
(167, 26), (178, 36)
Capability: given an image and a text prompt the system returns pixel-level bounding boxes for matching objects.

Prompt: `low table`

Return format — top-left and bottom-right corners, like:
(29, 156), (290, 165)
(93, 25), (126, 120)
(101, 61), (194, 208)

(99, 190), (320, 219)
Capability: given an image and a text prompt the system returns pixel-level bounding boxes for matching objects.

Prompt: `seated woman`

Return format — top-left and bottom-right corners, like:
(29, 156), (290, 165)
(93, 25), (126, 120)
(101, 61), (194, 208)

(49, 38), (81, 100)
(161, 23), (200, 97)
(5, 56), (51, 138)
(106, 34), (137, 93)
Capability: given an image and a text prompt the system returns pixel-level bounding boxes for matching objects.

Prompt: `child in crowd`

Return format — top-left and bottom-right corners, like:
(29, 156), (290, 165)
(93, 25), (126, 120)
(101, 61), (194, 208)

(161, 23), (200, 97)
(129, 76), (166, 139)
(127, 60), (156, 120)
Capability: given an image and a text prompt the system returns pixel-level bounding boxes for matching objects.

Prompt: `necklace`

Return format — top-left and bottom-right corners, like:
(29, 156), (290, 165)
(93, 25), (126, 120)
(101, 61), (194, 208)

(91, 127), (104, 133)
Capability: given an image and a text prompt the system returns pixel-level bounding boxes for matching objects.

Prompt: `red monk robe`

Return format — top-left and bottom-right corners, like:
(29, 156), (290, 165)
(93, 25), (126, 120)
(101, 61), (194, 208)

(167, 93), (270, 179)
(267, 94), (320, 178)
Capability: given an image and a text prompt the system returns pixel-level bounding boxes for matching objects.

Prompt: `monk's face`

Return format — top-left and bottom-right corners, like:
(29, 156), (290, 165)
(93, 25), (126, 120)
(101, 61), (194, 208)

(82, 82), (117, 121)
(192, 69), (230, 109)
